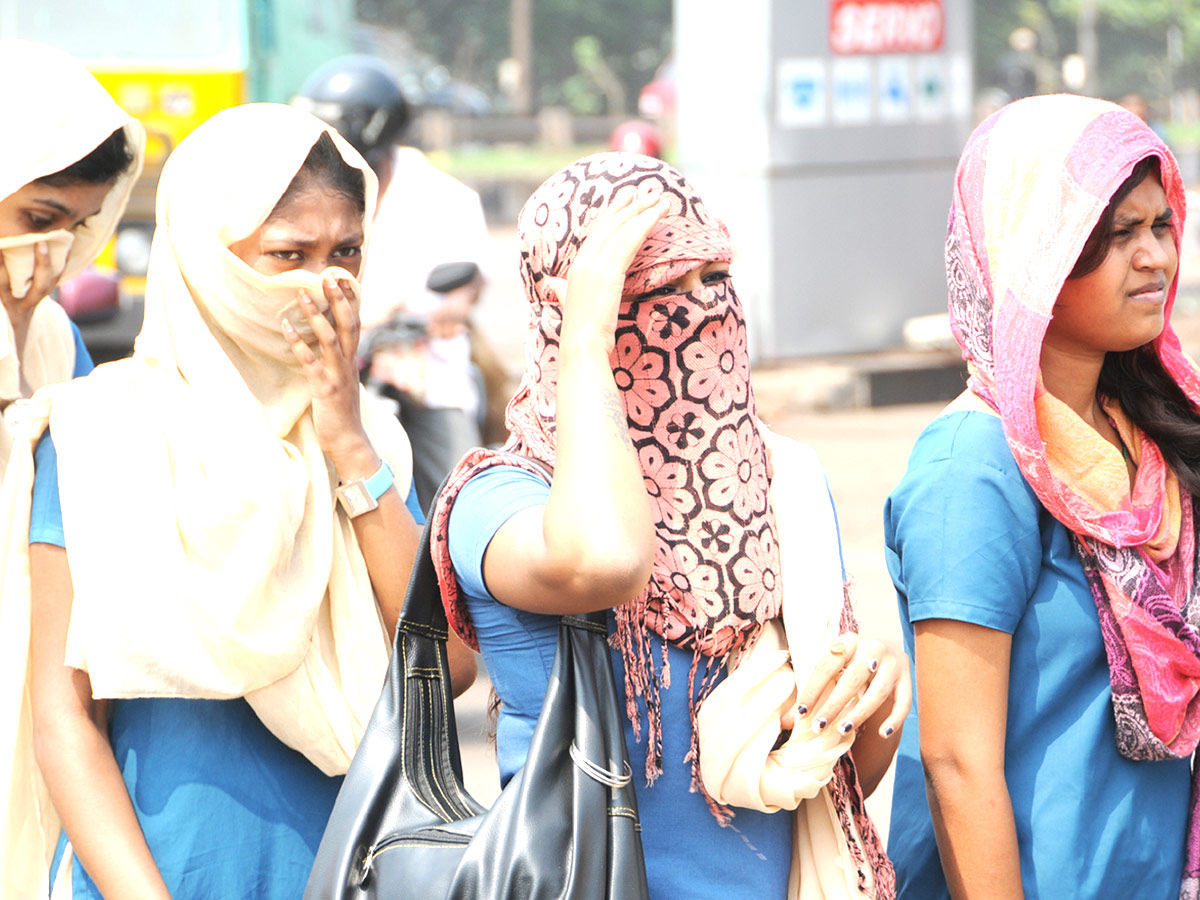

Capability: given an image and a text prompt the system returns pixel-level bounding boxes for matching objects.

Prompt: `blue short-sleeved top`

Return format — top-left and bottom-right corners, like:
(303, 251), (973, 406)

(447, 464), (794, 900)
(27, 322), (91, 545)
(69, 323), (93, 376)
(884, 410), (1189, 900)
(32, 428), (423, 900)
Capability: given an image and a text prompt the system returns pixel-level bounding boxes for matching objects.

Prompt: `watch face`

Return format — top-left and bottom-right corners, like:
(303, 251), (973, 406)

(338, 480), (378, 518)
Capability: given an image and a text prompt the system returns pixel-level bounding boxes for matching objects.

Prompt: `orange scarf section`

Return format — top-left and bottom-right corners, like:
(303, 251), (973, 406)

(1038, 392), (1181, 559)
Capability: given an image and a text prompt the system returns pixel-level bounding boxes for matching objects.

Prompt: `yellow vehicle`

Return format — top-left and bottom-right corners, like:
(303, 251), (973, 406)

(3, 0), (354, 290)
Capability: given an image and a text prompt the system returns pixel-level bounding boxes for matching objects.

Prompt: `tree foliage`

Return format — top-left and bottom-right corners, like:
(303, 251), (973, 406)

(355, 0), (670, 113)
(977, 0), (1200, 107)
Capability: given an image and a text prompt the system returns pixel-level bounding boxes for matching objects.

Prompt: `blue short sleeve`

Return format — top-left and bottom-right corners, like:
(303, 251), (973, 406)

(447, 465), (550, 601)
(70, 321), (94, 377)
(28, 325), (89, 546)
(404, 481), (424, 523)
(30, 432), (65, 547)
(445, 465), (556, 784)
(884, 412), (1044, 633)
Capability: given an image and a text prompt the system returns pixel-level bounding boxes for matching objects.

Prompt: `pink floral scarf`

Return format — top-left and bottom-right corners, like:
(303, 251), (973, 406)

(430, 154), (897, 893)
(430, 152), (781, 782)
(947, 94), (1200, 899)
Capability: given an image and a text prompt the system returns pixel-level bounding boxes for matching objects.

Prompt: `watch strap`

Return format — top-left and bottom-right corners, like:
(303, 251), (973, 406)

(336, 459), (395, 518)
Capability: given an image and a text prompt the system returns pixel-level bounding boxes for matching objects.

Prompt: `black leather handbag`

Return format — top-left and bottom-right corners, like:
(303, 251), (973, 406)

(304, 496), (651, 900)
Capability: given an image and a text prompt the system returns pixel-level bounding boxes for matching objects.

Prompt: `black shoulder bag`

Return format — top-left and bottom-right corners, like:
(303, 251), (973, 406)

(304, 488), (650, 900)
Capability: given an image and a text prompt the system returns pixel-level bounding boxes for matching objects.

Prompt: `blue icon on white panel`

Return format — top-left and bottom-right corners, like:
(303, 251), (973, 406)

(778, 58), (826, 126)
(832, 58), (872, 124)
(878, 58), (912, 121)
(836, 80), (869, 103)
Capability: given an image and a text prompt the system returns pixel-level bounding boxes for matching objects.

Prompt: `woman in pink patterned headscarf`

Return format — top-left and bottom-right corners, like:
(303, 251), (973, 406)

(431, 153), (907, 898)
(885, 94), (1200, 900)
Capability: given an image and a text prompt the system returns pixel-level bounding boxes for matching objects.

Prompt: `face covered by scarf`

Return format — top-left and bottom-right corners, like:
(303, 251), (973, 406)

(432, 152), (781, 785)
(947, 93), (1200, 898)
(18, 104), (412, 773)
(0, 40), (145, 462)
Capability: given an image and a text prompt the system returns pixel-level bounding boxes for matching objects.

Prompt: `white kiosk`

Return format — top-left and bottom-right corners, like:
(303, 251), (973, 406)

(674, 0), (973, 358)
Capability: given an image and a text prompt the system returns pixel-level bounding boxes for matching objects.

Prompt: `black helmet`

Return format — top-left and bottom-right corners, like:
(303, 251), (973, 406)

(293, 56), (411, 166)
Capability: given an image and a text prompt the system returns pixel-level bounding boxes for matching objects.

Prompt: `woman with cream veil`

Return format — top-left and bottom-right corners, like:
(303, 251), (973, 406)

(0, 40), (144, 476)
(1, 103), (474, 899)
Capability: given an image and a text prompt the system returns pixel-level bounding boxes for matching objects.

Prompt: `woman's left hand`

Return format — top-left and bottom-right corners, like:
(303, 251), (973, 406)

(283, 272), (374, 473)
(792, 632), (911, 740)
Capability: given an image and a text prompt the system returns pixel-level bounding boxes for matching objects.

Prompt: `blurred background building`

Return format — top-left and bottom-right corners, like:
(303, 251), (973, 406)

(4, 0), (1200, 364)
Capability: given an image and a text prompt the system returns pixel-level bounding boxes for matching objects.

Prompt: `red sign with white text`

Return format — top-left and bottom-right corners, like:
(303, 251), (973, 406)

(829, 0), (945, 54)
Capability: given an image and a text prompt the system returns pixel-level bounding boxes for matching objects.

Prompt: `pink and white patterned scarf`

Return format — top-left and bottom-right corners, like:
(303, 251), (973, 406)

(431, 152), (781, 780)
(947, 94), (1200, 899)
(430, 153), (896, 893)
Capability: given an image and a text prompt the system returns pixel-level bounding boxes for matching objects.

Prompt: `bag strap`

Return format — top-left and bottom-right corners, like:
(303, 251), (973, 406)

(395, 510), (449, 634)
(395, 455), (607, 640)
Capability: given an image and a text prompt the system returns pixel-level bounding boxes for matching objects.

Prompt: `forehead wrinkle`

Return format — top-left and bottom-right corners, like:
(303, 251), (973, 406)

(1114, 205), (1169, 225)
(257, 222), (362, 248)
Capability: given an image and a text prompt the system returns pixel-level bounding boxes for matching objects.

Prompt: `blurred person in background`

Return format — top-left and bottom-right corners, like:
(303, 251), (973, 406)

(3, 102), (474, 900)
(608, 119), (664, 159)
(885, 94), (1200, 899)
(0, 40), (144, 477)
(294, 55), (493, 511)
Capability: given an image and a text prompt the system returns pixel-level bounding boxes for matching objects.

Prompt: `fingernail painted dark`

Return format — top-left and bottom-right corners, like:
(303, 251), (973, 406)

(839, 720), (853, 734)
(797, 704), (808, 717)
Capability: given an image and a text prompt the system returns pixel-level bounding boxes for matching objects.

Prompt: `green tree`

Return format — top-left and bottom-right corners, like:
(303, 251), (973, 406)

(977, 0), (1200, 108)
(355, 0), (670, 112)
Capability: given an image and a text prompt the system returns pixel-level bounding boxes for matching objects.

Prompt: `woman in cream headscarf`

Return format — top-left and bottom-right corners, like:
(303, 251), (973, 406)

(0, 40), (144, 473)
(2, 103), (474, 899)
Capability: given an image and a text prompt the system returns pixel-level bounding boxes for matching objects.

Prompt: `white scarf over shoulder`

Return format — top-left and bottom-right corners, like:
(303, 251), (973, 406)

(0, 41), (145, 469)
(1, 103), (412, 895)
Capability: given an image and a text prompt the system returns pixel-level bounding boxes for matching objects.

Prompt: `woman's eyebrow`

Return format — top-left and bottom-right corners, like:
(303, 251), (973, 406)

(31, 197), (72, 215)
(1114, 208), (1172, 226)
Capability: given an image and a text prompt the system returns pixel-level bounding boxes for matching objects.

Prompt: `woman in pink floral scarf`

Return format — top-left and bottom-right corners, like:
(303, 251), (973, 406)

(885, 94), (1200, 899)
(430, 152), (908, 898)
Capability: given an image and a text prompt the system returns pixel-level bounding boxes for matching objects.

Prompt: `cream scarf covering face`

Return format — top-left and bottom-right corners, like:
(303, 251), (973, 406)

(1, 103), (410, 896)
(0, 41), (145, 451)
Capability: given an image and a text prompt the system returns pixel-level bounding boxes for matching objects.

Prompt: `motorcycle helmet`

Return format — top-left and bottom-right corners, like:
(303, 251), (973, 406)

(293, 56), (411, 168)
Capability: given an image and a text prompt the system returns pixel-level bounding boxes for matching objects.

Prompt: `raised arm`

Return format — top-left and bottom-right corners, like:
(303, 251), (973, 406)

(481, 192), (669, 615)
(284, 271), (476, 694)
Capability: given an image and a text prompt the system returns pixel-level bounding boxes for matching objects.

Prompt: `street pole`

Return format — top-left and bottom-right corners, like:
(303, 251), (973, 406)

(1077, 0), (1098, 95)
(510, 0), (533, 115)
